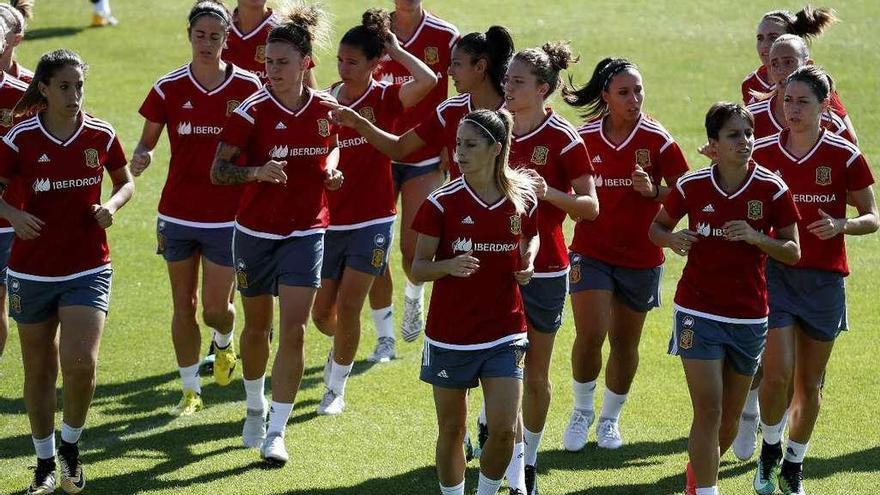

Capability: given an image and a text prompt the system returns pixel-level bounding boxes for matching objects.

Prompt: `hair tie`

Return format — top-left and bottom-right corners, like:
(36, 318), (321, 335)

(461, 118), (499, 143)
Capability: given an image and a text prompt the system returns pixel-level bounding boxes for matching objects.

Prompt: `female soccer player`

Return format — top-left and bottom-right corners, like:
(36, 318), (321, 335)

(369, 0), (459, 345)
(0, 20), (27, 362)
(309, 8), (436, 414)
(750, 66), (877, 495)
(322, 25), (514, 360)
(0, 0), (33, 82)
(132, 0), (262, 416)
(211, 4), (342, 465)
(500, 42), (598, 494)
(561, 57), (689, 454)
(0, 48), (134, 495)
(412, 108), (538, 495)
(649, 102), (800, 495)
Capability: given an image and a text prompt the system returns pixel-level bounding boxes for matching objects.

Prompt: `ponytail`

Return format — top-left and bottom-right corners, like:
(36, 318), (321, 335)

(14, 49), (87, 117)
(512, 41), (578, 100)
(762, 6), (838, 41)
(268, 2), (331, 58)
(455, 26), (515, 95)
(563, 57), (638, 120)
(340, 8), (392, 60)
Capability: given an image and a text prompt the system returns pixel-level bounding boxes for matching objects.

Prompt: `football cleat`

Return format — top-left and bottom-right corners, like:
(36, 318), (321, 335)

(734, 411), (761, 461)
(212, 344), (237, 386)
(596, 418), (623, 450)
(778, 461), (806, 495)
(169, 389), (203, 417)
(562, 408), (595, 452)
(58, 441), (85, 494)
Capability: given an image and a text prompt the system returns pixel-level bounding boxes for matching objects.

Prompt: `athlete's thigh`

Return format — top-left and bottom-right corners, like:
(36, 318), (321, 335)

(571, 289), (613, 338)
(433, 385), (468, 429)
(166, 256), (200, 308)
(278, 285), (317, 331)
(200, 257), (235, 308)
(57, 305), (105, 367)
(681, 358), (725, 412)
(481, 376), (522, 429)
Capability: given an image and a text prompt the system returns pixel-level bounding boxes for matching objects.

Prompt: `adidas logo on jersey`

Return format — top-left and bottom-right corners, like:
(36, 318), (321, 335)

(38, 153), (50, 163)
(702, 204), (715, 213)
(275, 121), (287, 130)
(461, 216), (474, 225)
(436, 370), (449, 379)
(592, 155), (602, 164)
(182, 101), (193, 109)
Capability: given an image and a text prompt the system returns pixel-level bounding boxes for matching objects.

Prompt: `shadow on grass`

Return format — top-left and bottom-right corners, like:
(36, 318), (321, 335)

(24, 26), (86, 40)
(276, 465), (484, 494)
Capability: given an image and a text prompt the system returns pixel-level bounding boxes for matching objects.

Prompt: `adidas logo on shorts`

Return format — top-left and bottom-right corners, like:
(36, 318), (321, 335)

(275, 121), (287, 130)
(436, 370), (449, 379)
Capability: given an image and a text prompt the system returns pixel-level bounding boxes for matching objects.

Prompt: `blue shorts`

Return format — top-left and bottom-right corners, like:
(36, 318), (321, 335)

(392, 159), (442, 189)
(520, 275), (567, 333)
(767, 260), (847, 342)
(157, 218), (234, 267)
(322, 221), (394, 279)
(420, 337), (529, 389)
(568, 252), (662, 313)
(7, 267), (113, 324)
(668, 307), (767, 376)
(0, 230), (13, 284)
(232, 229), (323, 297)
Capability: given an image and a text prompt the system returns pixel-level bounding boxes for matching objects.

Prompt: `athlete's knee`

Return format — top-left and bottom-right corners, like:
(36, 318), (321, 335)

(310, 305), (334, 329)
(487, 422), (517, 446)
(201, 303), (232, 328)
(762, 366), (793, 394)
(61, 353), (98, 381)
(437, 420), (467, 442)
(524, 370), (551, 397)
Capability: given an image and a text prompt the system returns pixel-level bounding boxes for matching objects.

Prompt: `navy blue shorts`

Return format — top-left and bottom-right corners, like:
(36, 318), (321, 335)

(391, 159), (442, 189)
(232, 229), (323, 297)
(0, 230), (13, 284)
(321, 220), (394, 279)
(767, 260), (847, 342)
(568, 252), (662, 313)
(668, 307), (767, 376)
(520, 275), (567, 333)
(157, 218), (234, 267)
(7, 267), (113, 324)
(420, 337), (529, 389)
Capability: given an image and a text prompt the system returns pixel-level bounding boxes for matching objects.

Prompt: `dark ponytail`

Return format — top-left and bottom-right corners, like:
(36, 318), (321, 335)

(456, 25), (515, 94)
(512, 41), (578, 100)
(14, 49), (88, 117)
(563, 57), (638, 120)
(784, 65), (834, 103)
(340, 9), (392, 60)
(763, 6), (838, 41)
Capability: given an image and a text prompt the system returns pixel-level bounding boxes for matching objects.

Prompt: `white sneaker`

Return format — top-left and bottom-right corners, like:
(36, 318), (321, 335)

(401, 295), (423, 342)
(733, 411), (760, 461)
(367, 337), (397, 363)
(596, 418), (623, 449)
(242, 406), (267, 448)
(317, 388), (345, 415)
(260, 432), (289, 464)
(562, 408), (595, 452)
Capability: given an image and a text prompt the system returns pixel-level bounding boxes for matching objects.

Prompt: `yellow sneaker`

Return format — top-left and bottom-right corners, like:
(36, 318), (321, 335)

(213, 344), (237, 386)
(90, 13), (119, 27)
(169, 389), (203, 416)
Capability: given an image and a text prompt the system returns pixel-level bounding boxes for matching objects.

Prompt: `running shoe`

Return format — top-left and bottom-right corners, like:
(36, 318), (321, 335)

(317, 388), (345, 416)
(562, 408), (595, 452)
(401, 295), (423, 342)
(753, 443), (782, 495)
(596, 418), (623, 450)
(779, 461), (806, 495)
(27, 457), (56, 495)
(260, 432), (289, 464)
(242, 406), (268, 448)
(734, 411), (761, 461)
(58, 441), (84, 494)
(213, 344), (237, 386)
(169, 389), (203, 416)
(367, 337), (397, 363)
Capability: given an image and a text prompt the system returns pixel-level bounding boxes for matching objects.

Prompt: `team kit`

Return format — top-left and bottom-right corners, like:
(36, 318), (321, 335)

(0, 1), (875, 495)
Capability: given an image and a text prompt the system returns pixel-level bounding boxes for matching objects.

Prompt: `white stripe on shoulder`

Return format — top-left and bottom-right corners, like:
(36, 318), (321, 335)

(638, 121), (675, 146)
(640, 118), (674, 138)
(437, 94), (470, 112)
(753, 134), (778, 150)
(234, 90), (270, 124)
(548, 114), (581, 141)
(153, 65), (190, 98)
(5, 117), (40, 144)
(7, 77), (28, 91)
(232, 66), (263, 87)
(424, 15), (460, 36)
(427, 180), (466, 212)
(746, 100), (770, 114)
(675, 168), (712, 196)
(754, 166), (789, 199)
(823, 133), (861, 166)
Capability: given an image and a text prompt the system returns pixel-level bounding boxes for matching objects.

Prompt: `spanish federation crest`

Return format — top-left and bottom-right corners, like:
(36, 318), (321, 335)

(84, 148), (100, 168)
(509, 215), (522, 235)
(226, 100), (241, 116)
(371, 248), (386, 268)
(424, 46), (439, 65)
(569, 263), (582, 284)
(0, 108), (12, 127)
(816, 166), (832, 186)
(255, 45), (266, 64)
(680, 328), (694, 350)
(359, 106), (376, 123)
(530, 146), (548, 166)
(317, 118), (330, 137)
(9, 294), (21, 314)
(635, 149), (651, 168)
(747, 200), (764, 221)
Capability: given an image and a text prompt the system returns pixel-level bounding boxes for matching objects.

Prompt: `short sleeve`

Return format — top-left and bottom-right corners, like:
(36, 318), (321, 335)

(847, 153), (875, 192)
(770, 188), (801, 229)
(741, 81), (752, 105)
(219, 107), (256, 150)
(663, 181), (688, 221)
(413, 107), (445, 144)
(105, 136), (128, 171)
(412, 198), (443, 238)
(138, 86), (167, 124)
(522, 202), (539, 238)
(658, 141), (690, 184)
(0, 138), (19, 179)
(380, 83), (405, 118)
(829, 91), (848, 118)
(560, 140), (593, 181)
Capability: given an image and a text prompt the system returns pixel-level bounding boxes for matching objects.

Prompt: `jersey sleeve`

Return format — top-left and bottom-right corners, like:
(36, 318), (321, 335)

(219, 107), (257, 150)
(658, 141), (690, 184)
(413, 106), (445, 144)
(522, 201), (539, 238)
(0, 138), (19, 180)
(380, 83), (405, 117)
(847, 154), (875, 191)
(138, 86), (167, 124)
(770, 188), (800, 229)
(412, 198), (444, 237)
(663, 180), (688, 221)
(105, 135), (128, 171)
(829, 91), (848, 118)
(741, 80), (751, 105)
(560, 140), (594, 181)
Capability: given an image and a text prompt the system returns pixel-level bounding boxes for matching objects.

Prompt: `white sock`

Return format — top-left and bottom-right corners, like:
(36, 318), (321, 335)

(783, 439), (809, 463)
(33, 433), (55, 460)
(328, 361), (353, 395)
(213, 329), (234, 349)
(599, 389), (627, 422)
(572, 379), (596, 411)
(523, 427), (543, 466)
(179, 363), (201, 394)
(476, 472), (502, 495)
(60, 422), (83, 444)
(505, 442), (526, 491)
(372, 306), (395, 339)
(478, 401), (487, 426)
(95, 0), (110, 15)
(696, 487), (718, 495)
(760, 418), (785, 445)
(743, 387), (760, 416)
(404, 280), (423, 301)
(243, 375), (267, 411)
(267, 401), (293, 436)
(439, 480), (465, 495)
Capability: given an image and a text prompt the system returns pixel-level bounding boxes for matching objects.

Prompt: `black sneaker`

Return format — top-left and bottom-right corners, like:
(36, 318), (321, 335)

(477, 418), (489, 455)
(27, 457), (56, 495)
(199, 341), (217, 375)
(525, 464), (537, 495)
(509, 489), (525, 495)
(779, 460), (806, 495)
(58, 440), (85, 493)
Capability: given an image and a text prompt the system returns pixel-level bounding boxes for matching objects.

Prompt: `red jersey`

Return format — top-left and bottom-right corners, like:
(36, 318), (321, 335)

(508, 110), (593, 277)
(747, 96), (853, 142)
(572, 115), (690, 269)
(414, 93), (504, 179)
(0, 113), (128, 280)
(741, 65), (773, 105)
(222, 9), (277, 84)
(327, 80), (402, 229)
(0, 71), (28, 232)
(664, 162), (800, 322)
(374, 11), (459, 166)
(412, 177), (538, 349)
(753, 130), (874, 275)
(139, 64), (262, 226)
(219, 87), (338, 239)
(7, 60), (33, 83)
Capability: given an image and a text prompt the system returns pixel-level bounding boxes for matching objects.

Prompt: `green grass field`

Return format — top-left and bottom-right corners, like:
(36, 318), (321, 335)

(1, 0), (879, 493)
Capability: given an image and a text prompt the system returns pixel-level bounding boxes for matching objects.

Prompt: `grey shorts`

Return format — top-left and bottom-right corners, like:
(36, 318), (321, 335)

(420, 338), (529, 389)
(668, 307), (767, 376)
(7, 267), (112, 324)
